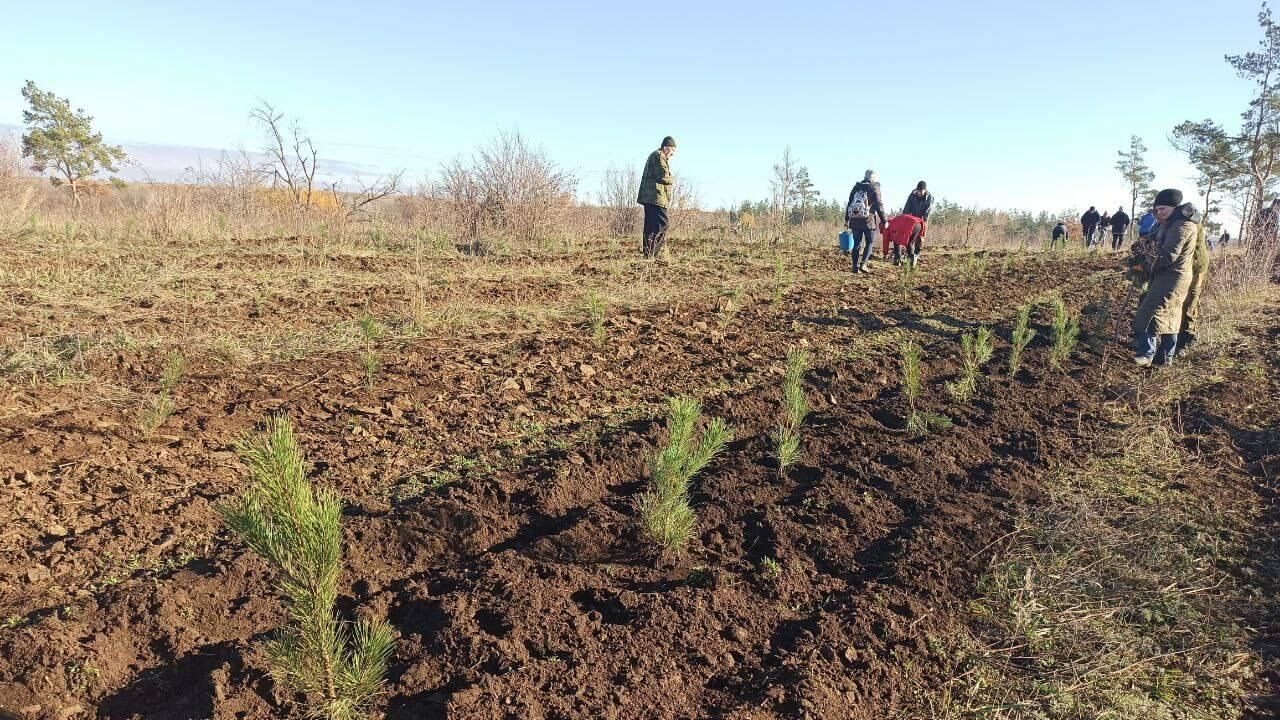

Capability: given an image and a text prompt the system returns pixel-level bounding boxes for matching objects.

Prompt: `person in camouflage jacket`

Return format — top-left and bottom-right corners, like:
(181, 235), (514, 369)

(637, 136), (677, 259)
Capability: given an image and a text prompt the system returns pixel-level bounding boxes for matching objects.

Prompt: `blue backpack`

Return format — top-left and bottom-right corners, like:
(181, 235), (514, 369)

(1138, 212), (1157, 237)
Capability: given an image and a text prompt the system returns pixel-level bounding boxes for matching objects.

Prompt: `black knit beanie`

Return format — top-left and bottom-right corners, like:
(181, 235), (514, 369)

(1153, 188), (1183, 207)
(916, 181), (927, 190)
(661, 136), (677, 148)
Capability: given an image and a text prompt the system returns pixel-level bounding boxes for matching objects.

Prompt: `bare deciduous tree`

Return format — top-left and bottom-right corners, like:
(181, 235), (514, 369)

(250, 100), (320, 209)
(770, 147), (799, 223)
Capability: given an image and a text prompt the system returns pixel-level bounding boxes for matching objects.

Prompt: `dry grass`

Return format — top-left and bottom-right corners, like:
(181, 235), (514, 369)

(919, 290), (1278, 720)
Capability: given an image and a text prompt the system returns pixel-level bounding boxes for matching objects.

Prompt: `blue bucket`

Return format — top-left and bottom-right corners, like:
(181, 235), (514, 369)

(838, 231), (854, 253)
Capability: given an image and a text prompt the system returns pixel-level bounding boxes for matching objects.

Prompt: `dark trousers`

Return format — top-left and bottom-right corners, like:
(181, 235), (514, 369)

(1112, 231), (1125, 251)
(892, 223), (922, 263)
(1083, 225), (1097, 247)
(849, 226), (875, 269)
(642, 204), (669, 258)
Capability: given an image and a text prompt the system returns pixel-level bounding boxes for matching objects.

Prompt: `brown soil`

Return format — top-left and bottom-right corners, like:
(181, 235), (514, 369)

(0, 250), (1271, 719)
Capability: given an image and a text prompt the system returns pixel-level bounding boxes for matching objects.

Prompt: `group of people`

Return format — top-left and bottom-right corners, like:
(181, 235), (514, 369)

(633, 137), (1208, 368)
(634, 137), (935, 272)
(1085, 206), (1134, 250)
(843, 171), (934, 273)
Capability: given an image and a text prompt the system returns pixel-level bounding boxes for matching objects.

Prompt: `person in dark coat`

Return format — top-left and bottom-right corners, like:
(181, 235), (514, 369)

(1219, 230), (1230, 248)
(903, 181), (933, 221)
(1051, 221), (1069, 250)
(845, 169), (887, 274)
(1110, 206), (1131, 251)
(1131, 189), (1199, 367)
(1080, 206), (1100, 248)
(636, 136), (677, 259)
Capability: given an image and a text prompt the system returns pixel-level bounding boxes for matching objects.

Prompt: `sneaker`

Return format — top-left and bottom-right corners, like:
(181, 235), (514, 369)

(1134, 356), (1153, 367)
(859, 264), (872, 274)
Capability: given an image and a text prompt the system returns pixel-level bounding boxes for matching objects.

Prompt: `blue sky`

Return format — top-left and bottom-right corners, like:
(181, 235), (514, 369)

(0, 0), (1266, 215)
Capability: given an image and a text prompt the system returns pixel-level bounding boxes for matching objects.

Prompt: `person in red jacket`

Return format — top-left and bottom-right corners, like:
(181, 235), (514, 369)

(882, 213), (926, 266)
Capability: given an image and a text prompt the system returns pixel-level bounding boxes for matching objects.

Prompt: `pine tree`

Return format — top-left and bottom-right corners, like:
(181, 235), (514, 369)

(20, 81), (127, 207)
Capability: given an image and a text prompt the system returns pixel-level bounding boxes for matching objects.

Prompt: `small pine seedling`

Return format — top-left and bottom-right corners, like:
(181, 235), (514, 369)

(639, 397), (733, 554)
(772, 349), (810, 478)
(772, 256), (787, 305)
(900, 339), (923, 408)
(159, 352), (186, 394)
(357, 313), (386, 343)
(1008, 304), (1037, 378)
(900, 339), (949, 436)
(946, 326), (994, 403)
(896, 260), (918, 299)
(1047, 295), (1080, 370)
(140, 352), (186, 434)
(360, 351), (382, 390)
(585, 289), (607, 346)
(219, 416), (395, 720)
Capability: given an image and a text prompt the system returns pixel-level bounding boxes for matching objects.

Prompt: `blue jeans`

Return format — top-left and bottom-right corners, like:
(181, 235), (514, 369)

(849, 227), (875, 269)
(1134, 331), (1178, 365)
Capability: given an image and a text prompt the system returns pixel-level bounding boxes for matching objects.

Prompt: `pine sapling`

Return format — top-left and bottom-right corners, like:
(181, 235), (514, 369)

(772, 349), (810, 478)
(772, 256), (787, 305)
(1048, 295), (1080, 369)
(1008, 304), (1036, 378)
(900, 339), (950, 436)
(639, 397), (733, 554)
(946, 326), (994, 403)
(219, 416), (395, 720)
(357, 313), (385, 390)
(140, 352), (186, 434)
(585, 289), (607, 346)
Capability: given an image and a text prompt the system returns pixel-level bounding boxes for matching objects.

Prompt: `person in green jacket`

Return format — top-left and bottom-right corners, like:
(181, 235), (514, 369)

(637, 136), (677, 259)
(1176, 223), (1211, 356)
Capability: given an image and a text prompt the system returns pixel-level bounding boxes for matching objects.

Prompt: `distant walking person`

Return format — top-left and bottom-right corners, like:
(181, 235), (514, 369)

(845, 170), (888, 274)
(1131, 189), (1199, 367)
(1080, 206), (1100, 247)
(903, 181), (934, 221)
(637, 136), (677, 259)
(1099, 211), (1111, 242)
(1110, 206), (1131, 250)
(1220, 230), (1230, 248)
(1051, 221), (1069, 250)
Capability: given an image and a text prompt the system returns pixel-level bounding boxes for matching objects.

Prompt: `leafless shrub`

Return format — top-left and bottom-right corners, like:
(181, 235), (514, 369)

(186, 149), (270, 220)
(598, 163), (640, 236)
(0, 133), (25, 199)
(434, 130), (577, 251)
